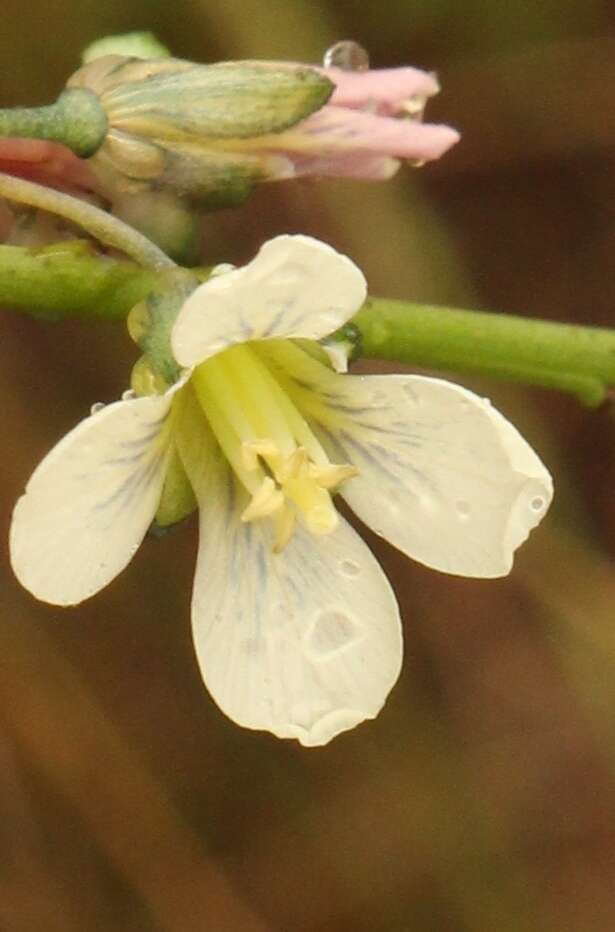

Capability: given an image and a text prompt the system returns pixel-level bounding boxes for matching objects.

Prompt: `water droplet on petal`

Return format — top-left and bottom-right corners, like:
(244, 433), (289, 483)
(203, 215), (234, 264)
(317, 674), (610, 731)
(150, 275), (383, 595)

(210, 262), (236, 278)
(323, 40), (370, 72)
(339, 559), (361, 578)
(305, 608), (361, 659)
(455, 500), (471, 520)
(289, 700), (332, 730)
(90, 402), (105, 415)
(241, 637), (262, 657)
(122, 389), (136, 401)
(530, 496), (545, 512)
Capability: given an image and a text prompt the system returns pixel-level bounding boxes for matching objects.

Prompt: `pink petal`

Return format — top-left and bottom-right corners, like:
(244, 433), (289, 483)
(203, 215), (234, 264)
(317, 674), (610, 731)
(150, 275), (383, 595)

(320, 66), (441, 116)
(287, 153), (400, 181)
(279, 105), (459, 164)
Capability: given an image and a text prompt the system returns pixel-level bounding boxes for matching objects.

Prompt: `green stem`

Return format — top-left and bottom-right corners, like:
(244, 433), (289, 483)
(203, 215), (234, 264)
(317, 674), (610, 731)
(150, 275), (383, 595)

(355, 298), (615, 406)
(0, 173), (174, 268)
(0, 243), (162, 320)
(0, 244), (614, 405)
(0, 89), (107, 157)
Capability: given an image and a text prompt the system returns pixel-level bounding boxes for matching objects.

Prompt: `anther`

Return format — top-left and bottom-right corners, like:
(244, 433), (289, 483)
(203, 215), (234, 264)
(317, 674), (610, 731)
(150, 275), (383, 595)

(308, 463), (359, 490)
(241, 438), (279, 471)
(241, 477), (284, 522)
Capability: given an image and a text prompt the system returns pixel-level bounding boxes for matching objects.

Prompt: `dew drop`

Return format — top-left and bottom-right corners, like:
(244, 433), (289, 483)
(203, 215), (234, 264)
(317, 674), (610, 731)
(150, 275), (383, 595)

(122, 389), (136, 401)
(241, 637), (262, 657)
(323, 40), (370, 72)
(210, 262), (236, 278)
(455, 500), (471, 520)
(90, 401), (105, 415)
(530, 496), (545, 512)
(306, 608), (361, 658)
(340, 558), (361, 578)
(289, 700), (331, 730)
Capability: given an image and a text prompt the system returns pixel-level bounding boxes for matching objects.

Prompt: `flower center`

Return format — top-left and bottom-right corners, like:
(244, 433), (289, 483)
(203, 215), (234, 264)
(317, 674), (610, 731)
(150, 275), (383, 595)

(191, 343), (357, 551)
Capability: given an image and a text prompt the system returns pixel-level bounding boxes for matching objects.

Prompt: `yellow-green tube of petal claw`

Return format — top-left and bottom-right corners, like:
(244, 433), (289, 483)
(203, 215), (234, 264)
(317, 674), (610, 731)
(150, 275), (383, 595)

(153, 443), (197, 531)
(66, 56), (334, 208)
(129, 355), (197, 531)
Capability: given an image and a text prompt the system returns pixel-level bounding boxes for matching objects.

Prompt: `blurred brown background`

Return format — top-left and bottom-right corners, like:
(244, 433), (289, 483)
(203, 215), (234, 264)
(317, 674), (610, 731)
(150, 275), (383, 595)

(3, 1), (615, 930)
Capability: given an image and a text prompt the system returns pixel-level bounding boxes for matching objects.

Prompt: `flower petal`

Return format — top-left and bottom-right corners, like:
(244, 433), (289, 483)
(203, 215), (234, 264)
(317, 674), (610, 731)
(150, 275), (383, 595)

(290, 106), (460, 164)
(335, 376), (552, 577)
(10, 393), (174, 605)
(176, 401), (402, 747)
(323, 66), (441, 116)
(265, 349), (552, 578)
(171, 235), (366, 368)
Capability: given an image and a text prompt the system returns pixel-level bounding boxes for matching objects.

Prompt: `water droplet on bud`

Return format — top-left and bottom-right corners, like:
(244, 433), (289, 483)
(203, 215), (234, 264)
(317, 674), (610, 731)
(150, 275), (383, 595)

(323, 40), (370, 72)
(90, 402), (105, 415)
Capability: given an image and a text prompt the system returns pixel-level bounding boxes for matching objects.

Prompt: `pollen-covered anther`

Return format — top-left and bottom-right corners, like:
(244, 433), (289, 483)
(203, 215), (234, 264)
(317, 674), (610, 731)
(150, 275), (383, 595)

(241, 477), (285, 522)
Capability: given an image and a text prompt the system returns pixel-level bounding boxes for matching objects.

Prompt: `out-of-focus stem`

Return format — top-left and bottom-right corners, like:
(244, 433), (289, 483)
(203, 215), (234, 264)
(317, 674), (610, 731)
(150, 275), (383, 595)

(0, 173), (173, 268)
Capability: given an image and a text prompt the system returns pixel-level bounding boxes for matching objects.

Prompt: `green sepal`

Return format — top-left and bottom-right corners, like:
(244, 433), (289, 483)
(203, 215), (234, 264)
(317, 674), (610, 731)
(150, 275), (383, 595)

(129, 268), (201, 385)
(70, 57), (334, 140)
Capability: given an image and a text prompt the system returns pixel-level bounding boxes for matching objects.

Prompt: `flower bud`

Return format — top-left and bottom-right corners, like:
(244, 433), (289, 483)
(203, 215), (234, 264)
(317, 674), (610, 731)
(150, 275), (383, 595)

(66, 55), (334, 207)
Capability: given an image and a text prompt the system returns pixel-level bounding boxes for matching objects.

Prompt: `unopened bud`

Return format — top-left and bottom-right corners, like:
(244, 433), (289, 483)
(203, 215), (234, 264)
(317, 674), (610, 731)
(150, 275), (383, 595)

(66, 55), (334, 207)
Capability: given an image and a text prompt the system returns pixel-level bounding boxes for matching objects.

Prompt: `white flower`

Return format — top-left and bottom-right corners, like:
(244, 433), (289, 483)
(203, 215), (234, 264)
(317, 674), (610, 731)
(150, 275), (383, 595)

(9, 235), (553, 747)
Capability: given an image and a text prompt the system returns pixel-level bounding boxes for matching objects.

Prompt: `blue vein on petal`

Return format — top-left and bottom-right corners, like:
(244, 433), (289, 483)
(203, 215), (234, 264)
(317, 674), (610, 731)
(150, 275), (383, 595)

(92, 413), (168, 515)
(92, 452), (163, 517)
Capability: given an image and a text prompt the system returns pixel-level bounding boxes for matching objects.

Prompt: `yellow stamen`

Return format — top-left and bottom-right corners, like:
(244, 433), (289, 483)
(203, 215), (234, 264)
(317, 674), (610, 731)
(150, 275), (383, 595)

(191, 341), (357, 549)
(241, 477), (284, 522)
(284, 474), (339, 536)
(242, 438), (279, 471)
(309, 463), (359, 490)
(273, 504), (296, 553)
(275, 446), (308, 483)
